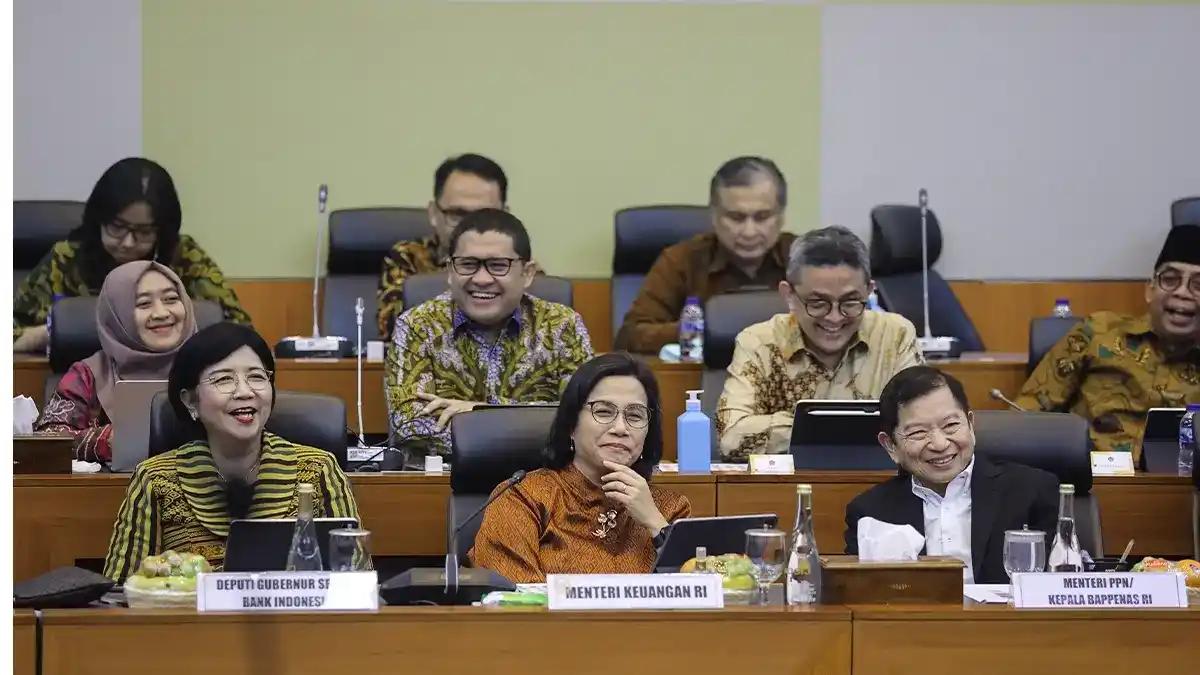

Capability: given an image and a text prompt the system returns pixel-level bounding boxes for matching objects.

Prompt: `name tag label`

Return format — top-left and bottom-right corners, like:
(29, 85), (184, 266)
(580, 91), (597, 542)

(293, 337), (341, 352)
(196, 571), (378, 612)
(748, 454), (794, 475)
(1089, 451), (1136, 476)
(547, 574), (723, 610)
(1012, 572), (1187, 609)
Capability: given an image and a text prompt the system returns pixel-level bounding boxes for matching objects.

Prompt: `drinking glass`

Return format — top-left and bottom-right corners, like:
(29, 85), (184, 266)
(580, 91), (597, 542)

(1003, 528), (1046, 580)
(329, 528), (373, 572)
(745, 528), (787, 606)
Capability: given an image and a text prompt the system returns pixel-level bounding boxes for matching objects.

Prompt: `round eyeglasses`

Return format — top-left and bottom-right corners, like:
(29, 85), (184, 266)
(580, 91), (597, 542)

(585, 401), (651, 429)
(201, 370), (274, 395)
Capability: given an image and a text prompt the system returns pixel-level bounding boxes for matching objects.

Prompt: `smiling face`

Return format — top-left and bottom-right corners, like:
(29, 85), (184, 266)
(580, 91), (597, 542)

(782, 264), (871, 364)
(879, 385), (975, 491)
(1147, 262), (1200, 345)
(133, 269), (187, 351)
(184, 346), (275, 446)
(447, 229), (534, 328)
(570, 375), (651, 477)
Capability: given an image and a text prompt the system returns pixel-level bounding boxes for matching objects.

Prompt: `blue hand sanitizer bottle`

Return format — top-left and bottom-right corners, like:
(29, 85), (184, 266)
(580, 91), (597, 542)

(677, 389), (711, 474)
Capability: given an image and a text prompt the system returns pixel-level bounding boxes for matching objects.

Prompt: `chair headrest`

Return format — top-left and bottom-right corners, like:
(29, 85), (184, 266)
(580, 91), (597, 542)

(13, 201), (84, 268)
(450, 407), (558, 493)
(613, 206), (710, 275)
(1171, 196), (1200, 227)
(972, 410), (1091, 493)
(49, 297), (224, 373)
(149, 390), (348, 467)
(869, 204), (943, 276)
(702, 290), (789, 370)
(401, 273), (573, 311)
(327, 207), (433, 274)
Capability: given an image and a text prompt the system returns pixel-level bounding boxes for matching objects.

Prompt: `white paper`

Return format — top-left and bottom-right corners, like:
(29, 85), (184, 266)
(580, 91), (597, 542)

(857, 517), (925, 562)
(72, 461), (102, 474)
(964, 584), (1011, 604)
(12, 396), (38, 434)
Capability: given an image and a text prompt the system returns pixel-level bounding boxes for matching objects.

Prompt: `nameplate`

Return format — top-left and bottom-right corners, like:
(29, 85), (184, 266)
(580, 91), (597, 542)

(347, 446), (378, 463)
(748, 454), (794, 475)
(1011, 572), (1187, 609)
(1089, 451), (1136, 476)
(293, 337), (341, 352)
(196, 571), (378, 612)
(546, 574), (723, 610)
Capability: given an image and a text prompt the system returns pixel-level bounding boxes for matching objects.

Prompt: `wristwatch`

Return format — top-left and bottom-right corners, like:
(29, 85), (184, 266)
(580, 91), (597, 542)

(652, 527), (670, 549)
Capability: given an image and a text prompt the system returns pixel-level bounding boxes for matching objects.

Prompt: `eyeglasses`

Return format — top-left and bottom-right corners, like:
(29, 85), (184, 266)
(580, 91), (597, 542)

(201, 369), (274, 395)
(102, 218), (158, 242)
(1154, 269), (1200, 295)
(586, 400), (651, 429)
(789, 287), (866, 319)
(435, 203), (477, 221)
(450, 257), (523, 277)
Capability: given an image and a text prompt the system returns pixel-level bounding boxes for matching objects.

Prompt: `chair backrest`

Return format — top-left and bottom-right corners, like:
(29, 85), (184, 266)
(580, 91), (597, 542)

(1028, 316), (1083, 375)
(972, 410), (1102, 555)
(611, 205), (710, 337)
(1171, 196), (1200, 227)
(48, 297), (224, 373)
(401, 272), (573, 311)
(13, 200), (84, 270)
(148, 390), (349, 467)
(870, 204), (985, 351)
(449, 406), (558, 559)
(323, 207), (432, 346)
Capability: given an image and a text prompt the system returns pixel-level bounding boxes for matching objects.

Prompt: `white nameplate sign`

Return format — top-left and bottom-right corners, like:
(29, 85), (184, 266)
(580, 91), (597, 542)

(1089, 451), (1136, 476)
(196, 571), (378, 612)
(748, 454), (794, 475)
(547, 574), (723, 610)
(1012, 572), (1187, 609)
(293, 337), (341, 352)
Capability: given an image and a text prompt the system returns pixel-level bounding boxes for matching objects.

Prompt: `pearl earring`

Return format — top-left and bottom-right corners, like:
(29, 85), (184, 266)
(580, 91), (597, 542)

(188, 408), (198, 421)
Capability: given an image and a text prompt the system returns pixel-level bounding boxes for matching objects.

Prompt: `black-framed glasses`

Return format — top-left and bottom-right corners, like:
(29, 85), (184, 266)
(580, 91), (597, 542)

(102, 218), (158, 242)
(201, 369), (274, 395)
(585, 400), (651, 429)
(1154, 269), (1200, 295)
(789, 287), (866, 319)
(450, 256), (522, 277)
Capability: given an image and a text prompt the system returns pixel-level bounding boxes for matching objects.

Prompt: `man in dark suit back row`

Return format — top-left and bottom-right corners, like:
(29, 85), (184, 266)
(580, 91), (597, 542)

(845, 366), (1060, 584)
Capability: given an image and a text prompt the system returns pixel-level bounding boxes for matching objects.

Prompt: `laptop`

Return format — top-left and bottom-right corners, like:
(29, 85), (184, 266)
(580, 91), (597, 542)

(109, 379), (169, 472)
(224, 517), (359, 572)
(1141, 408), (1186, 473)
(789, 399), (893, 470)
(653, 514), (778, 573)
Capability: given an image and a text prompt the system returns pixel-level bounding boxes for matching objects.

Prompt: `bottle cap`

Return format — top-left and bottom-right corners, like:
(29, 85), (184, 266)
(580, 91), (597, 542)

(1055, 298), (1069, 303)
(1059, 483), (1074, 495)
(797, 484), (813, 495)
(696, 546), (707, 558)
(298, 483), (315, 494)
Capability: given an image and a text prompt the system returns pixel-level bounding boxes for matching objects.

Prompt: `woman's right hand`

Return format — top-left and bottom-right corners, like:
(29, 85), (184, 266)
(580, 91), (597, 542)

(13, 325), (49, 353)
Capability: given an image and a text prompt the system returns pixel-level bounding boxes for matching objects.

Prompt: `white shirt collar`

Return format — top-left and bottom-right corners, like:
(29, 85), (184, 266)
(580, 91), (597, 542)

(911, 454), (976, 502)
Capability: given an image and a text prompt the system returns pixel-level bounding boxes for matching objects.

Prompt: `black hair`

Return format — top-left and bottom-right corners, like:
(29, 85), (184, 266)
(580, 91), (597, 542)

(434, 153), (508, 204)
(787, 225), (872, 284)
(543, 353), (664, 480)
(168, 322), (276, 438)
(69, 157), (183, 290)
(708, 155), (787, 209)
(879, 366), (971, 437)
(447, 208), (532, 260)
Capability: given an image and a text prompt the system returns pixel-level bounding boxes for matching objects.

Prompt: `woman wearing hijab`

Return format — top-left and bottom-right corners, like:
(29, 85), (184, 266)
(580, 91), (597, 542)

(13, 157), (249, 352)
(34, 261), (197, 462)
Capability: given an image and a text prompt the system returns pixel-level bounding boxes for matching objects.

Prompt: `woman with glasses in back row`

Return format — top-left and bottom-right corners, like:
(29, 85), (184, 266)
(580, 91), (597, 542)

(470, 353), (692, 583)
(13, 157), (250, 352)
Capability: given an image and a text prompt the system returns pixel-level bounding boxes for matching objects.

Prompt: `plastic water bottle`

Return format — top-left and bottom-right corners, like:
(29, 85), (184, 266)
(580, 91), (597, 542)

(1179, 404), (1198, 478)
(677, 389), (711, 474)
(1053, 298), (1072, 318)
(679, 296), (704, 363)
(866, 290), (881, 311)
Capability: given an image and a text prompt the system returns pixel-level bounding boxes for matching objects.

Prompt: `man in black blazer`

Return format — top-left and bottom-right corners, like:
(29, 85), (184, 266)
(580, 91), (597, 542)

(844, 366), (1059, 584)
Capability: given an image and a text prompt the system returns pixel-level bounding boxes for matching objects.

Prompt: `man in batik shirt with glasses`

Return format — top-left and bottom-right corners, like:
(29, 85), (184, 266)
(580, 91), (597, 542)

(716, 226), (921, 460)
(1017, 225), (1200, 462)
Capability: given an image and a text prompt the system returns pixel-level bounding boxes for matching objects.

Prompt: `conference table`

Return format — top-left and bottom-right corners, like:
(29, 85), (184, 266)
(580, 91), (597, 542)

(14, 470), (1193, 583)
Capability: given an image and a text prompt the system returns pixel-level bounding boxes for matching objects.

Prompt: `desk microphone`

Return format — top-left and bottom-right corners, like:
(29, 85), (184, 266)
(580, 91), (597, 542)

(354, 296), (367, 448)
(914, 187), (962, 359)
(989, 389), (1026, 412)
(444, 470), (528, 593)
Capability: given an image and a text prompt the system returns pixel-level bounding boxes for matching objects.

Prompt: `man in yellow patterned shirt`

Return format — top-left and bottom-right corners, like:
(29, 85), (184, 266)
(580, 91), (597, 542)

(1016, 225), (1200, 461)
(716, 226), (922, 459)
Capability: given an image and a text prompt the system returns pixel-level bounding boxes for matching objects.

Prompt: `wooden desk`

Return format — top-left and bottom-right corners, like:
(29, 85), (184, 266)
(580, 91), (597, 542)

(13, 611), (36, 675)
(852, 605), (1200, 673)
(39, 606), (852, 675)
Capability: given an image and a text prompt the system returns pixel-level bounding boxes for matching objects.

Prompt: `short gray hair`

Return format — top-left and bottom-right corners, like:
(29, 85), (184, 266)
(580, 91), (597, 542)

(708, 156), (787, 209)
(787, 226), (871, 285)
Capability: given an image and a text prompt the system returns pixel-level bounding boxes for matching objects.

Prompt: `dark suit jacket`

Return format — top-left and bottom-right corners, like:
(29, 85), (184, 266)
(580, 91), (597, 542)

(843, 454), (1059, 584)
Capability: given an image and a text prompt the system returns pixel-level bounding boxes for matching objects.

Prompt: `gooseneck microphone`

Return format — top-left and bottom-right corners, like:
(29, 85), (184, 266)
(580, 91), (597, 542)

(444, 470), (528, 593)
(989, 388), (1026, 412)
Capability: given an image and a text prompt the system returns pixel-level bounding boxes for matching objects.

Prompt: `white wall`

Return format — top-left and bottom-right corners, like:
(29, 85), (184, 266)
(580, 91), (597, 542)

(821, 5), (1200, 280)
(13, 0), (142, 200)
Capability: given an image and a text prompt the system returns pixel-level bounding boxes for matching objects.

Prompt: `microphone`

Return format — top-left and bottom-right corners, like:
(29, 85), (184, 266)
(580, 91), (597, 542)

(354, 296), (366, 448)
(913, 187), (962, 359)
(444, 470), (528, 593)
(989, 388), (1025, 412)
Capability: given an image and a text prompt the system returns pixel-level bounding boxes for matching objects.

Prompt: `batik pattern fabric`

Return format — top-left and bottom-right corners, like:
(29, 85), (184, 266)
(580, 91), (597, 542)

(33, 361), (114, 463)
(375, 236), (444, 340)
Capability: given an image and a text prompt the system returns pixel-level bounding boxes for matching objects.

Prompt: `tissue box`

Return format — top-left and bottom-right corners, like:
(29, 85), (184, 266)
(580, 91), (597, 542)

(13, 434), (74, 474)
(820, 555), (964, 605)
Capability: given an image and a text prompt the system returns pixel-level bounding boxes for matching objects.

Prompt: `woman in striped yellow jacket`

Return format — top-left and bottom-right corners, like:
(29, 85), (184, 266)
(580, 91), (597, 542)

(104, 323), (359, 582)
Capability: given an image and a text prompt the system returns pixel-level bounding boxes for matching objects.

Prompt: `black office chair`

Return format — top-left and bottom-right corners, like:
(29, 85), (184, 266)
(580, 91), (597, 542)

(973, 410), (1102, 557)
(448, 407), (557, 560)
(700, 290), (789, 458)
(401, 272), (573, 311)
(870, 205), (985, 352)
(324, 207), (432, 347)
(1027, 316), (1082, 375)
(611, 205), (710, 338)
(148, 390), (349, 468)
(13, 200), (85, 289)
(1171, 196), (1200, 227)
